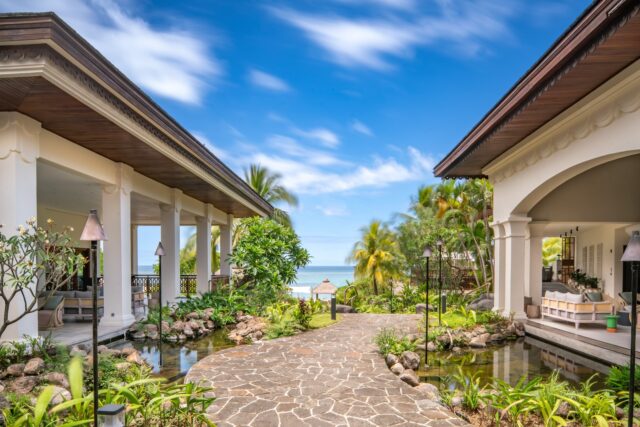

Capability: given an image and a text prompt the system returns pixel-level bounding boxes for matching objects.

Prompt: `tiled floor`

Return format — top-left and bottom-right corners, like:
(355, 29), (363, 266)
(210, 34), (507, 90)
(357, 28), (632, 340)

(528, 317), (638, 349)
(39, 321), (131, 347)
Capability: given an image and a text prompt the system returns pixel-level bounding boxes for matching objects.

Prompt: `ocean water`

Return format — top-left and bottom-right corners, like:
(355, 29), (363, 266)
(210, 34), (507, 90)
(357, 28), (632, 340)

(291, 265), (355, 300)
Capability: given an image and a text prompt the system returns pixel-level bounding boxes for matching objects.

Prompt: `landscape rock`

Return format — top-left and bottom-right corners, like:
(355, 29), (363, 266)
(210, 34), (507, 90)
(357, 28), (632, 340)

(0, 395), (10, 410)
(335, 304), (354, 313)
(415, 303), (436, 314)
(468, 293), (494, 311)
(183, 327), (194, 338)
(390, 363), (404, 375)
(143, 323), (158, 334)
(126, 351), (146, 366)
(186, 312), (200, 319)
(172, 321), (185, 332)
(203, 308), (214, 319)
(556, 401), (571, 418)
(50, 386), (71, 405)
(42, 372), (69, 389)
(451, 396), (463, 407)
(146, 331), (159, 340)
(469, 333), (491, 348)
(120, 345), (136, 356)
(489, 333), (504, 342)
(161, 321), (171, 333)
(399, 369), (420, 387)
(400, 351), (420, 370)
(385, 354), (399, 367)
(132, 331), (146, 341)
(452, 346), (462, 353)
(178, 334), (187, 341)
(404, 334), (419, 343)
(165, 334), (178, 343)
(206, 320), (215, 329)
(6, 363), (25, 377)
(10, 376), (38, 394)
(70, 346), (87, 358)
(427, 342), (437, 352)
(415, 383), (440, 400)
(97, 345), (109, 353)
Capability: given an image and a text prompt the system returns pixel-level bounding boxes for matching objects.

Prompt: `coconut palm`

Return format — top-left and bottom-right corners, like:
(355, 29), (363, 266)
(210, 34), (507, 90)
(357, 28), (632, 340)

(348, 220), (400, 295)
(244, 164), (298, 228)
(179, 227), (221, 274)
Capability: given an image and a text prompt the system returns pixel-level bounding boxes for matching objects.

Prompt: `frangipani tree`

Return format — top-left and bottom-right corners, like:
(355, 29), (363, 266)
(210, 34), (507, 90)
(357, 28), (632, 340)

(0, 218), (84, 340)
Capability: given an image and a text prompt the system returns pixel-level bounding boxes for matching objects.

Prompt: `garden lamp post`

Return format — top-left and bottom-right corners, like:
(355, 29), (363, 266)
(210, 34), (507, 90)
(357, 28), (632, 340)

(155, 242), (165, 367)
(422, 246), (432, 366)
(436, 238), (444, 325)
(80, 209), (107, 427)
(622, 230), (640, 427)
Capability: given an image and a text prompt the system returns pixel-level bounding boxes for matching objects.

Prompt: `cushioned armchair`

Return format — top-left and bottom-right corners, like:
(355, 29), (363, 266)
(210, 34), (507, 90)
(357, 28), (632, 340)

(38, 294), (64, 329)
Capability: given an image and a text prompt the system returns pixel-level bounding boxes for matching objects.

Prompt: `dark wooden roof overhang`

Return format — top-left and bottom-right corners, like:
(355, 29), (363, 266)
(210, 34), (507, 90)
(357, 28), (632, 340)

(434, 0), (640, 179)
(0, 12), (273, 218)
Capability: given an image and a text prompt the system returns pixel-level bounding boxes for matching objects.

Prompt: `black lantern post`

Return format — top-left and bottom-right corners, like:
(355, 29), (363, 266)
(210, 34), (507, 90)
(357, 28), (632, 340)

(436, 238), (444, 325)
(622, 231), (640, 427)
(155, 242), (165, 367)
(80, 209), (107, 427)
(422, 246), (432, 366)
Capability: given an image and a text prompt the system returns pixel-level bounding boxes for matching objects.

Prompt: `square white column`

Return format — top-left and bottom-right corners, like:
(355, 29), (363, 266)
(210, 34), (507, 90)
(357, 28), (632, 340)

(196, 207), (212, 294)
(160, 190), (181, 303)
(101, 163), (135, 327)
(0, 113), (40, 340)
(219, 214), (234, 276)
(491, 222), (506, 313)
(503, 217), (531, 320)
(131, 225), (138, 275)
(526, 223), (547, 306)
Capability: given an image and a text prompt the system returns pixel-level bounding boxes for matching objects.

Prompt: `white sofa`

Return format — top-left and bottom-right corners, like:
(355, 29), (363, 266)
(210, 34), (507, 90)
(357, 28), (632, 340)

(541, 291), (613, 328)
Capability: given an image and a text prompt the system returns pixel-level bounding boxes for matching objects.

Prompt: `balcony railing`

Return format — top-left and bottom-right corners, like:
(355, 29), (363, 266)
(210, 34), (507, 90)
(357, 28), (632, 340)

(131, 274), (230, 297)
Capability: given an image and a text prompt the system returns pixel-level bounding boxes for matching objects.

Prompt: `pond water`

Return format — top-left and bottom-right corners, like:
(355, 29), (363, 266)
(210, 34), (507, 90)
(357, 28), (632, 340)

(111, 329), (235, 381)
(419, 336), (611, 390)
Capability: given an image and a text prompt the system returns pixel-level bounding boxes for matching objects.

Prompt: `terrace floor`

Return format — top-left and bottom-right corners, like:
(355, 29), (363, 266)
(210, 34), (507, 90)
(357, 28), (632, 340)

(526, 317), (640, 366)
(39, 321), (132, 347)
(186, 313), (467, 427)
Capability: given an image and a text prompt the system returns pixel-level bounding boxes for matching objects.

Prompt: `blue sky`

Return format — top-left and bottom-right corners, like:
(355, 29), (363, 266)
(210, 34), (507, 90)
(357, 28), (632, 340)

(3, 0), (588, 266)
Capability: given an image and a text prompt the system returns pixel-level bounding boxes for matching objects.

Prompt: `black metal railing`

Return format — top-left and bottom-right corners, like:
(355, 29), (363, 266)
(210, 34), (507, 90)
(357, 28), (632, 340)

(131, 274), (230, 297)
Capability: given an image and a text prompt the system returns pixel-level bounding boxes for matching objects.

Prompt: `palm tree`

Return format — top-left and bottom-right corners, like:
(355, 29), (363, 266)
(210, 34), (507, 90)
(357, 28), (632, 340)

(179, 226), (221, 274)
(348, 220), (400, 295)
(244, 164), (298, 228)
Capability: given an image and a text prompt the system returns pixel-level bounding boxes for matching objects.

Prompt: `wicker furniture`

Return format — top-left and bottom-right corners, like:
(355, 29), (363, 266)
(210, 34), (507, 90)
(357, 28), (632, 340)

(541, 291), (613, 328)
(38, 295), (65, 329)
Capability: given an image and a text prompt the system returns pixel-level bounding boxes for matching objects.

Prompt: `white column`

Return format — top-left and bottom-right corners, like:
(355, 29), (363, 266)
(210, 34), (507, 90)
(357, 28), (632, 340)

(0, 113), (40, 340)
(101, 163), (135, 327)
(131, 225), (138, 275)
(526, 223), (547, 306)
(491, 222), (506, 313)
(160, 190), (181, 303)
(503, 217), (531, 320)
(219, 214), (234, 276)
(196, 205), (213, 294)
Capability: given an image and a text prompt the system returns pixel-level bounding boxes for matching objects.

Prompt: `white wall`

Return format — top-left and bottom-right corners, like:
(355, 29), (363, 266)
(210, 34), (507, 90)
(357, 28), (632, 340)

(38, 206), (90, 248)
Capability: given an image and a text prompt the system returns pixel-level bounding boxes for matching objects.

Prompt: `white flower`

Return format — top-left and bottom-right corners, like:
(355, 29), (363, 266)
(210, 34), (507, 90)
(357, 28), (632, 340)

(26, 217), (36, 226)
(17, 225), (26, 235)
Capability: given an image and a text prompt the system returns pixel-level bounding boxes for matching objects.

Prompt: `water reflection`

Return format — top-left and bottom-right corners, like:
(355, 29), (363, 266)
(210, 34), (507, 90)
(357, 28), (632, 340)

(418, 336), (610, 389)
(111, 329), (235, 380)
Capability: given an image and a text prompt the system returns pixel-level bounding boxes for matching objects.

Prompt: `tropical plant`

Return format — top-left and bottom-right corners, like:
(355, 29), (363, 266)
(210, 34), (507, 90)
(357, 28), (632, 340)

(0, 218), (85, 340)
(543, 237), (562, 267)
(178, 226), (221, 275)
(244, 164), (298, 228)
(374, 328), (416, 355)
(453, 367), (483, 411)
(607, 364), (640, 392)
(348, 221), (400, 295)
(230, 217), (309, 310)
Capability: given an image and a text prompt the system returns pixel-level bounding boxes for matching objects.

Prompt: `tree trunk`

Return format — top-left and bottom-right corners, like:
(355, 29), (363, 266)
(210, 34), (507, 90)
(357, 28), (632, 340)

(373, 276), (379, 295)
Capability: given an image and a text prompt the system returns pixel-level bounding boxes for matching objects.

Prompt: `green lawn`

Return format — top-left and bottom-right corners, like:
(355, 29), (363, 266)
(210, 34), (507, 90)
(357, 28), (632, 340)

(309, 313), (340, 329)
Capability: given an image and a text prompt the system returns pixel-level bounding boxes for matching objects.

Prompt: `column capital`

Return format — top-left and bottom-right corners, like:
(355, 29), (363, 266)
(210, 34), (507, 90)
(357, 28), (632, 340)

(160, 188), (183, 213)
(103, 163), (133, 196)
(0, 112), (41, 164)
(503, 216), (532, 238)
(491, 222), (505, 239)
(527, 221), (549, 239)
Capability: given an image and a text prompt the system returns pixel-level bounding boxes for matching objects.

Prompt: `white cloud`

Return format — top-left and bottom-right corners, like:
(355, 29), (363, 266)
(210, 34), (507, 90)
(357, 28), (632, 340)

(333, 0), (416, 10)
(266, 134), (347, 166)
(316, 205), (350, 217)
(270, 1), (516, 70)
(293, 127), (340, 148)
(351, 119), (373, 136)
(0, 0), (220, 104)
(250, 146), (434, 195)
(248, 69), (291, 92)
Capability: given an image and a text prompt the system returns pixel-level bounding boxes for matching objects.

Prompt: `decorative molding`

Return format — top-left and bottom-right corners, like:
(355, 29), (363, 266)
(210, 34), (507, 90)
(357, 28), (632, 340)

(490, 73), (640, 184)
(0, 112), (41, 164)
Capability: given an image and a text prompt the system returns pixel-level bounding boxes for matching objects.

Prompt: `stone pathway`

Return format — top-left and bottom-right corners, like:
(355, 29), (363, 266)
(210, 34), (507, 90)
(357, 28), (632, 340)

(186, 313), (468, 427)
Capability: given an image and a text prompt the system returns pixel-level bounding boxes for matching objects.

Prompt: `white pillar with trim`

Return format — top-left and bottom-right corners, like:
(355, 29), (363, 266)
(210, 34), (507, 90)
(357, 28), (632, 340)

(101, 163), (135, 327)
(0, 112), (40, 340)
(219, 214), (234, 276)
(131, 225), (138, 275)
(491, 222), (506, 313)
(503, 217), (531, 319)
(196, 205), (213, 294)
(160, 190), (181, 303)
(526, 222), (547, 307)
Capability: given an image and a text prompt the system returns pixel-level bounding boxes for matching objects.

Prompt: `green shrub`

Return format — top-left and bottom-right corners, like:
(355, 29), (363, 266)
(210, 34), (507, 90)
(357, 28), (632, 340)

(607, 364), (640, 392)
(293, 299), (312, 329)
(374, 328), (417, 355)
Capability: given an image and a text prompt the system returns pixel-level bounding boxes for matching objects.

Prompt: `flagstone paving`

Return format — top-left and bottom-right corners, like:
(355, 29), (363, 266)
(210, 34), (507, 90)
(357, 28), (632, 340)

(186, 313), (468, 427)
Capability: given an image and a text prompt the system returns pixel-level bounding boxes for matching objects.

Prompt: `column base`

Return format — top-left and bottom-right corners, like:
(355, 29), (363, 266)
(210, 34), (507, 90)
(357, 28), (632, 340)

(503, 310), (527, 321)
(99, 314), (136, 329)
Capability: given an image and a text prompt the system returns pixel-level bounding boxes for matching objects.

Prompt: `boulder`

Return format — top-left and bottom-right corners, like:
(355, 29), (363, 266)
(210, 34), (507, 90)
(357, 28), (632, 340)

(115, 362), (131, 371)
(126, 351), (146, 366)
(451, 396), (463, 407)
(404, 334), (419, 343)
(143, 323), (158, 334)
(400, 351), (420, 370)
(467, 293), (494, 311)
(6, 363), (25, 377)
(120, 345), (136, 356)
(165, 334), (178, 343)
(390, 363), (404, 375)
(335, 304), (354, 313)
(188, 320), (200, 331)
(385, 354), (399, 367)
(183, 327), (194, 338)
(399, 369), (420, 387)
(146, 331), (159, 340)
(203, 308), (214, 319)
(172, 321), (185, 332)
(426, 342), (437, 352)
(186, 312), (200, 320)
(469, 333), (490, 348)
(10, 376), (38, 394)
(206, 320), (215, 329)
(178, 334), (187, 342)
(42, 372), (69, 389)
(70, 346), (87, 358)
(50, 386), (71, 405)
(489, 333), (505, 342)
(161, 321), (171, 334)
(415, 383), (439, 400)
(97, 345), (109, 353)
(132, 331), (146, 341)
(452, 346), (462, 353)
(415, 303), (436, 314)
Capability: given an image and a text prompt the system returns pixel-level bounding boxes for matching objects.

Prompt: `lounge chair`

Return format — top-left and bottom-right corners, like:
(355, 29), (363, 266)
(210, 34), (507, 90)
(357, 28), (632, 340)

(541, 291), (613, 328)
(38, 294), (64, 329)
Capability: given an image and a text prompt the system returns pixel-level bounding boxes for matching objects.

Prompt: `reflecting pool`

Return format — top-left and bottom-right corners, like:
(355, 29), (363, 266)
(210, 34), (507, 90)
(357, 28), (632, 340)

(418, 336), (611, 389)
(111, 329), (235, 381)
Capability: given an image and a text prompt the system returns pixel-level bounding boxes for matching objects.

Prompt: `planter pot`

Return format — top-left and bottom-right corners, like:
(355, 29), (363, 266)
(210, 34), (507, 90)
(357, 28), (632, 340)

(606, 315), (618, 332)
